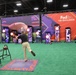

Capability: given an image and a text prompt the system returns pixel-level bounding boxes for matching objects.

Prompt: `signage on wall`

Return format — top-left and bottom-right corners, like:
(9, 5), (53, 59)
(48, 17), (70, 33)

(58, 15), (75, 22)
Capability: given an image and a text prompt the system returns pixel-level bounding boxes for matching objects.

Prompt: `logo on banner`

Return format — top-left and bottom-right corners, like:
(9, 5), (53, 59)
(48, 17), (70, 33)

(58, 15), (75, 22)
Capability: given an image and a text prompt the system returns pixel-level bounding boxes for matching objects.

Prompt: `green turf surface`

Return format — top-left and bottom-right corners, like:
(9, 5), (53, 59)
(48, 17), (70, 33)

(0, 42), (76, 75)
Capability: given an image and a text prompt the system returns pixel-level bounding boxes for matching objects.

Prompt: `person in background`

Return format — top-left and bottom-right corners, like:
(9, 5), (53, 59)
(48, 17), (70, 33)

(32, 32), (37, 43)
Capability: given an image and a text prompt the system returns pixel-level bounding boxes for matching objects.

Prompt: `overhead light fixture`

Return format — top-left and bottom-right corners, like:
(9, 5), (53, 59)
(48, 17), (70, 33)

(16, 2), (22, 6)
(34, 7), (39, 10)
(47, 0), (53, 3)
(63, 4), (68, 7)
(14, 10), (18, 13)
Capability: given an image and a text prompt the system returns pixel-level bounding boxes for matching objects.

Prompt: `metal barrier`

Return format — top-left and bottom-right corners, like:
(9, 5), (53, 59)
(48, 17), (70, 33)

(0, 44), (12, 65)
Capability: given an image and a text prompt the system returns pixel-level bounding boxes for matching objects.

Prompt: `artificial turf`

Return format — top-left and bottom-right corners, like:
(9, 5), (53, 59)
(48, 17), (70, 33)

(0, 42), (76, 75)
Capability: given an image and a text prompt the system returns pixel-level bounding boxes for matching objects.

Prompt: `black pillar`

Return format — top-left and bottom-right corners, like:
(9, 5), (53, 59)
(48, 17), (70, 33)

(39, 13), (42, 43)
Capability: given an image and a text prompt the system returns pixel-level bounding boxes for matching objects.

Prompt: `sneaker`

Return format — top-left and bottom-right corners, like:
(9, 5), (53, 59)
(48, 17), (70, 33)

(31, 51), (36, 56)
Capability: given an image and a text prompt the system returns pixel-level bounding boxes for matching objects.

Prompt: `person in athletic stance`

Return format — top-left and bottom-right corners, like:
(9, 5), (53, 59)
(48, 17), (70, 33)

(14, 31), (36, 62)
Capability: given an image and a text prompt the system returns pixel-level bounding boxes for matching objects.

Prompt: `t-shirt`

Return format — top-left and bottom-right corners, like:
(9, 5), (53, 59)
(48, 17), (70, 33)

(18, 34), (28, 43)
